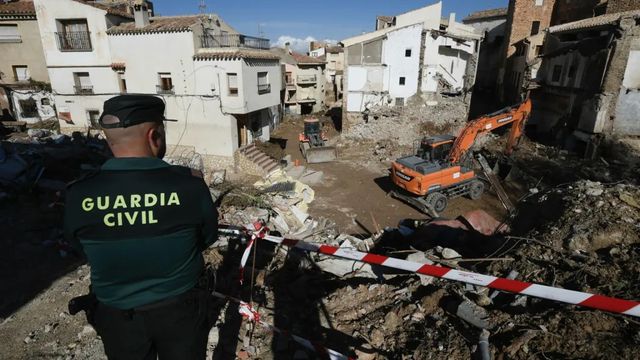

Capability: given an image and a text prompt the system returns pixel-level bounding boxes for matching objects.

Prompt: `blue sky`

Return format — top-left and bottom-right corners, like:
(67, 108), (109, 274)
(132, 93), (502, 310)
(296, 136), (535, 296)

(151, 0), (507, 51)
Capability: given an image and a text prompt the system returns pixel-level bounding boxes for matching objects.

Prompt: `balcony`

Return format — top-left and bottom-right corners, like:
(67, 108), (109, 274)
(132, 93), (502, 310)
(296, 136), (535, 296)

(200, 34), (269, 50)
(156, 85), (175, 95)
(74, 85), (94, 95)
(297, 75), (317, 85)
(257, 84), (271, 94)
(56, 31), (92, 52)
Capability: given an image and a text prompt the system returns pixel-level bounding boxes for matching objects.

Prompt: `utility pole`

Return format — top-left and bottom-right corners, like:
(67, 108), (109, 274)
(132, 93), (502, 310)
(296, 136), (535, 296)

(198, 0), (207, 14)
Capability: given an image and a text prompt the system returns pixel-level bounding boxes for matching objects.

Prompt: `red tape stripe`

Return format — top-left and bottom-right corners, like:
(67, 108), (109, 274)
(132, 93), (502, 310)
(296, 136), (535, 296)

(488, 278), (532, 293)
(578, 295), (639, 314)
(417, 263), (451, 277)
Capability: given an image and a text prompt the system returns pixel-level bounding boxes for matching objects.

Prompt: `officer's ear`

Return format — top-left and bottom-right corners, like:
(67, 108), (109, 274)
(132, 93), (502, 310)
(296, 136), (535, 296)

(147, 124), (166, 158)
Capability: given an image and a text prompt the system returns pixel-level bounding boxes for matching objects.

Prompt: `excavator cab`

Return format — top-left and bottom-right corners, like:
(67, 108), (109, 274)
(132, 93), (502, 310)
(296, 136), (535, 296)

(416, 135), (456, 163)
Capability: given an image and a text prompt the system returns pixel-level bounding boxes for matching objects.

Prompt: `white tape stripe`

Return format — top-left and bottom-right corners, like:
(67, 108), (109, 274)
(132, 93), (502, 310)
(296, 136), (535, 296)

(520, 284), (593, 304)
(333, 247), (367, 262)
(444, 270), (496, 286)
(382, 257), (424, 273)
(624, 305), (640, 317)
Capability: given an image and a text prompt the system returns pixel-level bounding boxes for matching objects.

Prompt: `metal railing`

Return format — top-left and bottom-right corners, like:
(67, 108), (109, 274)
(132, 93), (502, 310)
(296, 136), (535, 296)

(156, 85), (175, 94)
(74, 85), (94, 94)
(297, 74), (317, 84)
(56, 31), (92, 51)
(0, 34), (21, 43)
(200, 34), (270, 50)
(257, 84), (271, 94)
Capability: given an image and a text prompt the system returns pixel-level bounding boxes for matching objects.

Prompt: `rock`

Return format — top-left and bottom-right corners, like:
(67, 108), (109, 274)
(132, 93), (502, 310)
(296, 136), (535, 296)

(441, 248), (461, 259)
(529, 188), (539, 194)
(77, 325), (96, 340)
(620, 193), (640, 209)
(586, 187), (603, 196)
(355, 344), (378, 360)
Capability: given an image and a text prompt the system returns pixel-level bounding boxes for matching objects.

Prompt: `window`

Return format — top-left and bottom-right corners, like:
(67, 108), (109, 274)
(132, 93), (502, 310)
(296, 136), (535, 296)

(405, 49), (412, 57)
(363, 39), (382, 64)
(535, 0), (544, 5)
(531, 21), (541, 36)
(568, 65), (577, 79)
(12, 65), (29, 82)
(285, 72), (293, 85)
(56, 19), (91, 51)
(551, 65), (562, 83)
(227, 73), (238, 96)
(399, 77), (406, 86)
(41, 98), (51, 106)
(535, 45), (543, 56)
(19, 99), (38, 118)
(73, 72), (93, 94)
(87, 110), (101, 129)
(157, 73), (173, 94)
(257, 72), (270, 94)
(0, 24), (20, 42)
(118, 72), (127, 93)
(347, 44), (362, 65)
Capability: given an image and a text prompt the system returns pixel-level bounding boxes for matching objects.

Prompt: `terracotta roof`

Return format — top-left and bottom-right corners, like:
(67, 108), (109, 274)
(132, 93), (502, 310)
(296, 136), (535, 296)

(107, 15), (202, 34)
(194, 50), (280, 61)
(291, 51), (325, 64)
(71, 0), (133, 19)
(549, 10), (640, 33)
(462, 7), (508, 22)
(0, 1), (35, 15)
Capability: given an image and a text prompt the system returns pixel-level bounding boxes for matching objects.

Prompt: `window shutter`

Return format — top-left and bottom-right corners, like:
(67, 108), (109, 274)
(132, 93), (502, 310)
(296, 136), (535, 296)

(228, 74), (238, 88)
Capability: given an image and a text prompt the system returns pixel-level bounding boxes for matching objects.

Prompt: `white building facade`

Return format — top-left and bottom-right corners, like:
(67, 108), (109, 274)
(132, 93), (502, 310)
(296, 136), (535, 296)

(342, 1), (482, 112)
(33, 0), (281, 159)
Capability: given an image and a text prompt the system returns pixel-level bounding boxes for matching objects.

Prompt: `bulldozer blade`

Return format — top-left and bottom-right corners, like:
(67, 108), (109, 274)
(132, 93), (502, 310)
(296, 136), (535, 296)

(389, 190), (438, 218)
(304, 146), (337, 163)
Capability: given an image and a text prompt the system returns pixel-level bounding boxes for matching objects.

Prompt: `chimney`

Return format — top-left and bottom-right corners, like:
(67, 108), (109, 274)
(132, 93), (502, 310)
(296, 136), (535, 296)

(449, 12), (456, 26)
(285, 42), (290, 53)
(133, 3), (150, 28)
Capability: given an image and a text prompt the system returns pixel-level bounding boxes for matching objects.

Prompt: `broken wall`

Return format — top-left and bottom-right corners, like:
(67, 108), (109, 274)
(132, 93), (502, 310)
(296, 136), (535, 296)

(613, 46), (640, 135)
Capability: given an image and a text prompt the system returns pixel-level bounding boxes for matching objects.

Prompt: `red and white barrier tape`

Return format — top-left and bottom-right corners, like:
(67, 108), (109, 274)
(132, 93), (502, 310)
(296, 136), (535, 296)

(222, 224), (640, 318)
(210, 291), (352, 360)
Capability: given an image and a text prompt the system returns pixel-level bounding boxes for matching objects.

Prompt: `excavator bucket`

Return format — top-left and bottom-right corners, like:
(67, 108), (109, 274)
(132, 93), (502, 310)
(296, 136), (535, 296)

(300, 142), (337, 163)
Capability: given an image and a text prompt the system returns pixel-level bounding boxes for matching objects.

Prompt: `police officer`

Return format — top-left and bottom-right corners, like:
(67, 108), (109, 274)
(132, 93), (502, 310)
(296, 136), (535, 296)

(64, 95), (218, 359)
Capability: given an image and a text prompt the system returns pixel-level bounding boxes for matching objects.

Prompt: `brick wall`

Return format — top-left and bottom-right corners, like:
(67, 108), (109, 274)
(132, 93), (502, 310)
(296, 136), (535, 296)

(552, 0), (600, 25)
(504, 0), (557, 58)
(607, 0), (640, 13)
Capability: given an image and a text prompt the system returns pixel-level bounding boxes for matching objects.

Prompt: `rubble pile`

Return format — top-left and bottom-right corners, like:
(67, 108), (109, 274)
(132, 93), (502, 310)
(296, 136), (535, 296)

(344, 100), (468, 146)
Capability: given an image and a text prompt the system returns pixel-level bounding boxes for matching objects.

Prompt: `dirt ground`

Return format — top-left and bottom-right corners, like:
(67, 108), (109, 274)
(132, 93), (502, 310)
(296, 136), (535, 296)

(264, 112), (513, 234)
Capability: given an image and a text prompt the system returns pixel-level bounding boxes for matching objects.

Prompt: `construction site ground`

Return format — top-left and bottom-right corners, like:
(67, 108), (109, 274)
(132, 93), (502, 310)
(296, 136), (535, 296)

(2, 110), (640, 359)
(264, 113), (511, 234)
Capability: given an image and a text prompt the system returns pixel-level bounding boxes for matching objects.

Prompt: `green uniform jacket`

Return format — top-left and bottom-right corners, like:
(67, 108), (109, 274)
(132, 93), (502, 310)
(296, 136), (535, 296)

(64, 157), (218, 310)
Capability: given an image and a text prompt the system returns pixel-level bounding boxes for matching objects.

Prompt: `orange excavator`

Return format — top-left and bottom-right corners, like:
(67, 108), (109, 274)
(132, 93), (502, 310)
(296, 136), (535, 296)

(389, 99), (532, 214)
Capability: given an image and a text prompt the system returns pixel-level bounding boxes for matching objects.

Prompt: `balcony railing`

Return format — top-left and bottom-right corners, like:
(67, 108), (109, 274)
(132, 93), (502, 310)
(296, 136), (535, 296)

(297, 75), (317, 84)
(56, 31), (92, 51)
(74, 85), (94, 94)
(257, 84), (271, 94)
(0, 34), (21, 43)
(156, 85), (175, 94)
(200, 34), (270, 50)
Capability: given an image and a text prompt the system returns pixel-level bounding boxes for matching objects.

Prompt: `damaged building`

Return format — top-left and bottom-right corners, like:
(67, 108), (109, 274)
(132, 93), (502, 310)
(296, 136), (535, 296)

(340, 1), (482, 119)
(0, 0), (54, 123)
(530, 10), (640, 155)
(33, 0), (281, 162)
(271, 45), (326, 115)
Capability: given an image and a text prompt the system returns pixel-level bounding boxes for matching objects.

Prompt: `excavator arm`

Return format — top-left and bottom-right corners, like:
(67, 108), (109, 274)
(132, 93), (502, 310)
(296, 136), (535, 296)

(447, 98), (532, 164)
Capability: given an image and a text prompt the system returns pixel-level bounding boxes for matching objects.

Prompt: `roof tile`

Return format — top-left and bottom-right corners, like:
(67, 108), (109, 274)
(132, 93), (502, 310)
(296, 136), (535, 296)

(0, 1), (35, 15)
(549, 9), (640, 33)
(194, 50), (280, 61)
(107, 15), (202, 34)
(462, 7), (508, 22)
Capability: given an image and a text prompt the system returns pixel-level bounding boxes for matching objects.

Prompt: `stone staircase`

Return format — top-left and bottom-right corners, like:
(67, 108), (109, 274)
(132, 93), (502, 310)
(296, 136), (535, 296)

(239, 143), (281, 176)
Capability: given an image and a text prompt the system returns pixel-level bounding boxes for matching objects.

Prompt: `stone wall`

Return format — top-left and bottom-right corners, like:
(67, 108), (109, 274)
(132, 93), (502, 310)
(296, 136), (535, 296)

(607, 0), (640, 13)
(504, 0), (556, 58)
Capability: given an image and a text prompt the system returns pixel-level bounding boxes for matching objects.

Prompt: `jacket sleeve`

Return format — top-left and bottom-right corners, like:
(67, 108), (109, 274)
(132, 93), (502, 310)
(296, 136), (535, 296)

(199, 182), (219, 250)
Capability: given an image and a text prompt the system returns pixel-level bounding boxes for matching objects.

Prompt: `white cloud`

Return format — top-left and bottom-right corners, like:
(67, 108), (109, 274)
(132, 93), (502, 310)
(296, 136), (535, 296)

(272, 35), (338, 53)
